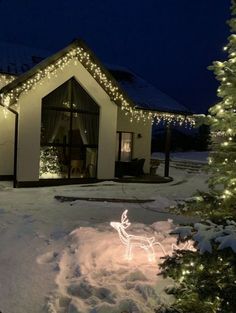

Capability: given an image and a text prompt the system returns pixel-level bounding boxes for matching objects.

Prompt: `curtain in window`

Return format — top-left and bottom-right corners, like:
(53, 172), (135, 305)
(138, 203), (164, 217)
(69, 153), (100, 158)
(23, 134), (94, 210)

(71, 79), (99, 145)
(42, 82), (70, 143)
(41, 77), (99, 179)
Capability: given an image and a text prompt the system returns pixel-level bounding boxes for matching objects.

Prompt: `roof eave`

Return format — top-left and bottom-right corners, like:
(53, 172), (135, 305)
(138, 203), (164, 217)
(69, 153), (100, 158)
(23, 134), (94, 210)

(135, 106), (193, 116)
(0, 39), (193, 121)
(0, 38), (138, 111)
(0, 39), (83, 95)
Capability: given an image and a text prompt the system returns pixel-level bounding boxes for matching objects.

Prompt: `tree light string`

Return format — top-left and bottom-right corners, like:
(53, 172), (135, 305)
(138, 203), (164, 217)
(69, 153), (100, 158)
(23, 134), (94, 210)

(0, 46), (195, 127)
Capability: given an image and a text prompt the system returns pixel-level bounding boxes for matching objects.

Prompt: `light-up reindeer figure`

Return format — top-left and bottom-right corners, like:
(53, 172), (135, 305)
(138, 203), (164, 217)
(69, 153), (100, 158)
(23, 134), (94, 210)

(110, 210), (166, 262)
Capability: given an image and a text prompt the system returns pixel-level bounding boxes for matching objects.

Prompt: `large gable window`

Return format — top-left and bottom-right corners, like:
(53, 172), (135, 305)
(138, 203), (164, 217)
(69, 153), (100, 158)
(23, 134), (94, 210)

(40, 78), (99, 179)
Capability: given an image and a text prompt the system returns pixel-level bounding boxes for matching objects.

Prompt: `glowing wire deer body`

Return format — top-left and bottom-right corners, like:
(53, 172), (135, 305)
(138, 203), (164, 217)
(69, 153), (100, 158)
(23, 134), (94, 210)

(110, 210), (166, 262)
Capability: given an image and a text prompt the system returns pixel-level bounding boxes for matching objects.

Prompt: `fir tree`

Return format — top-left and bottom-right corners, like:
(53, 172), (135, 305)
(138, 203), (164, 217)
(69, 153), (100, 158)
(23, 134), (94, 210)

(39, 146), (61, 177)
(171, 1), (236, 219)
(157, 3), (236, 313)
(207, 0), (236, 211)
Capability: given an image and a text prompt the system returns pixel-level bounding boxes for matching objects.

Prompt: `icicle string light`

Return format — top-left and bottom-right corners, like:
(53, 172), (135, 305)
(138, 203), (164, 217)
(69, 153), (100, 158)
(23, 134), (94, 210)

(0, 74), (14, 118)
(0, 46), (195, 127)
(0, 74), (15, 88)
(3, 107), (8, 118)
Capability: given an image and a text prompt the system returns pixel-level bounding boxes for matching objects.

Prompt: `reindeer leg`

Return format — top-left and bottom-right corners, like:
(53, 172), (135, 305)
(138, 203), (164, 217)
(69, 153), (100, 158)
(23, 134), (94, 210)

(143, 244), (155, 262)
(155, 242), (167, 256)
(148, 244), (155, 262)
(125, 245), (129, 260)
(125, 242), (132, 261)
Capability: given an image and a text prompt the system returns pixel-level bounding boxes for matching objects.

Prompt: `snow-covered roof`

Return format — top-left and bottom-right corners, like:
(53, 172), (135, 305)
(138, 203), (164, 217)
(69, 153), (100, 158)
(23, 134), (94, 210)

(107, 64), (190, 114)
(0, 41), (51, 75)
(0, 41), (190, 114)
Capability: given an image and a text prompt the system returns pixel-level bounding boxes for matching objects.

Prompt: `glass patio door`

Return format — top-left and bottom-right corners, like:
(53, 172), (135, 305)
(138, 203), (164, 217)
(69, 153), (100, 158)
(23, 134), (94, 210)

(40, 78), (99, 179)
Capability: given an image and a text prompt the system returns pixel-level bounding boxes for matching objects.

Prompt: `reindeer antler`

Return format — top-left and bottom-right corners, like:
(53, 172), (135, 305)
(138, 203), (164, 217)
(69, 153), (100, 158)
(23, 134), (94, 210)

(121, 209), (131, 228)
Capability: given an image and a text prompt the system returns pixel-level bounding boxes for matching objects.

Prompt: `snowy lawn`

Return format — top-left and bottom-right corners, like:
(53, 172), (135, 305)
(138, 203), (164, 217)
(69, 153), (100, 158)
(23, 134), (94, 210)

(152, 151), (209, 163)
(0, 165), (208, 313)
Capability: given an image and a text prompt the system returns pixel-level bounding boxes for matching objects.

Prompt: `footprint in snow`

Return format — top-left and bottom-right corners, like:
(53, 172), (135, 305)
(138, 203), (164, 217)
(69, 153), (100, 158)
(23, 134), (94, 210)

(36, 251), (59, 264)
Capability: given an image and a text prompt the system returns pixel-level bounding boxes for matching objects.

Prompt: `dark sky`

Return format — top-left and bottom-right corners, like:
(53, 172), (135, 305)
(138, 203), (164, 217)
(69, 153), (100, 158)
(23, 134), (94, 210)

(0, 0), (231, 113)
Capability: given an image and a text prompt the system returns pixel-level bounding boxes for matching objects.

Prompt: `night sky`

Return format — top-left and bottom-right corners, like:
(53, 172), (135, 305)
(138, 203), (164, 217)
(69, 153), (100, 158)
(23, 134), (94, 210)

(0, 0), (232, 113)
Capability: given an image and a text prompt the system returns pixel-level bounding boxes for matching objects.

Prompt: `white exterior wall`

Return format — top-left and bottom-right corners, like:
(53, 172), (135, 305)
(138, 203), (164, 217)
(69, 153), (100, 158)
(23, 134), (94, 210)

(0, 107), (15, 175)
(117, 108), (152, 173)
(16, 59), (117, 182)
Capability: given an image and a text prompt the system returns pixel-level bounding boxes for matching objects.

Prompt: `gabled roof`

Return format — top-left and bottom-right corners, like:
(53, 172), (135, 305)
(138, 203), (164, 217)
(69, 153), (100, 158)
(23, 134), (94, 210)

(0, 39), (194, 125)
(107, 64), (190, 114)
(0, 41), (51, 75)
(0, 39), (134, 106)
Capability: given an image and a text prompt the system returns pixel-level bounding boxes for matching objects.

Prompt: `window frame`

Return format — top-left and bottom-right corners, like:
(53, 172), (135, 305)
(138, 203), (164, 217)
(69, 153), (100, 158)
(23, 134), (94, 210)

(116, 131), (133, 162)
(40, 78), (99, 179)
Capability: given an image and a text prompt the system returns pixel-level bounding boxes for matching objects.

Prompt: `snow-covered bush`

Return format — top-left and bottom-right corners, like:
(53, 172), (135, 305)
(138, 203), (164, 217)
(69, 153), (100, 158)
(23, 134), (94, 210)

(158, 219), (236, 313)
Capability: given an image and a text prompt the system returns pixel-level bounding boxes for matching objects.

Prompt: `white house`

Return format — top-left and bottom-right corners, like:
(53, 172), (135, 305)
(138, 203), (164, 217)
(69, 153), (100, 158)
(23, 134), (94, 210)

(0, 39), (193, 187)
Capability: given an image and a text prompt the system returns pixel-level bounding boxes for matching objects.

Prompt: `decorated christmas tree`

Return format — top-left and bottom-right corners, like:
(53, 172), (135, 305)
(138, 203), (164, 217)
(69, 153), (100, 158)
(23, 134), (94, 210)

(173, 1), (236, 219)
(157, 3), (236, 312)
(207, 0), (236, 212)
(39, 146), (61, 177)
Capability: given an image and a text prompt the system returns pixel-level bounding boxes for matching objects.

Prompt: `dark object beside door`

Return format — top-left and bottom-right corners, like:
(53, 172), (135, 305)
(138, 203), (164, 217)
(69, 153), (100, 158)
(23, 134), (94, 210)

(115, 158), (145, 177)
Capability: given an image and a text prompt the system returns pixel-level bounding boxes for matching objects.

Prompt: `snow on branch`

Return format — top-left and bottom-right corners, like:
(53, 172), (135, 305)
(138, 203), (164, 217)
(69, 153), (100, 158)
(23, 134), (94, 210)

(171, 220), (236, 254)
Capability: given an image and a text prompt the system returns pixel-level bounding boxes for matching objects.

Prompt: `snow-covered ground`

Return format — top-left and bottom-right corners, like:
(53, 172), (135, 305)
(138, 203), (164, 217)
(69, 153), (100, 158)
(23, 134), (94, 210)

(0, 164), (208, 313)
(152, 151), (209, 163)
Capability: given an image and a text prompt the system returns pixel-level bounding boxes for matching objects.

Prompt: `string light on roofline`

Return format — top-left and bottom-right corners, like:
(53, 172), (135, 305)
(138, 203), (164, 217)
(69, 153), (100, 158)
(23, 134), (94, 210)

(0, 74), (15, 87)
(3, 107), (8, 118)
(0, 47), (195, 127)
(0, 91), (12, 119)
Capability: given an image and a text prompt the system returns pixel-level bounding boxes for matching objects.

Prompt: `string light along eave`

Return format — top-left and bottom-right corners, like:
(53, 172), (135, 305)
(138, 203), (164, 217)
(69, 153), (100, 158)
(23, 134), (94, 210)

(0, 46), (195, 127)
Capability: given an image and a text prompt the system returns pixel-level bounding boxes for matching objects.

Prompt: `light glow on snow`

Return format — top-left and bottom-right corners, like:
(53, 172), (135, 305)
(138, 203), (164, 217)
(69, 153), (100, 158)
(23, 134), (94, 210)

(0, 160), (208, 313)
